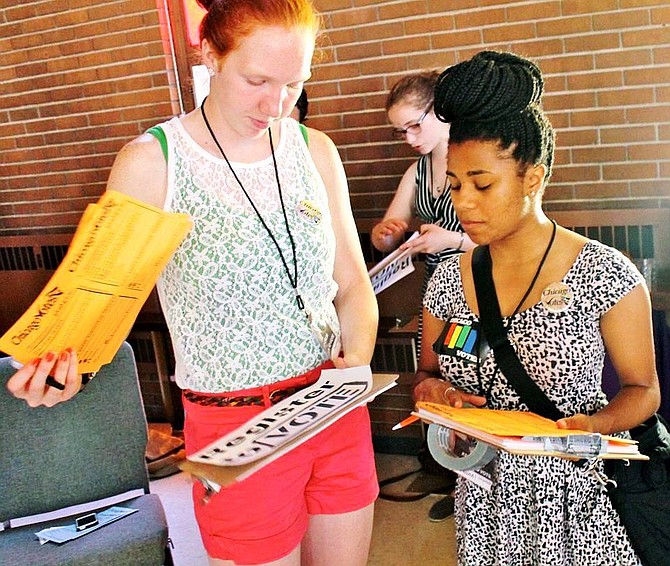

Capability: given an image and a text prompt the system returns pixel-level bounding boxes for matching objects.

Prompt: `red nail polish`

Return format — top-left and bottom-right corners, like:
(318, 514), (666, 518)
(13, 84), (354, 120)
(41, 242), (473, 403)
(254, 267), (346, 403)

(45, 352), (56, 362)
(60, 351), (69, 362)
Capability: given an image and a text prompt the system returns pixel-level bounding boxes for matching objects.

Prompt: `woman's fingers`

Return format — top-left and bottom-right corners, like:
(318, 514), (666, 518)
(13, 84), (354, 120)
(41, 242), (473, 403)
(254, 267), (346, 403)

(443, 386), (487, 408)
(6, 349), (81, 407)
(5, 357), (41, 397)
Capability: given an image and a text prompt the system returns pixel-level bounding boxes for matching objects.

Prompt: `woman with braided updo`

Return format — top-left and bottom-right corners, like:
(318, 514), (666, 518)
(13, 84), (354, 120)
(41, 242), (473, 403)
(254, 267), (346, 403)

(415, 51), (659, 564)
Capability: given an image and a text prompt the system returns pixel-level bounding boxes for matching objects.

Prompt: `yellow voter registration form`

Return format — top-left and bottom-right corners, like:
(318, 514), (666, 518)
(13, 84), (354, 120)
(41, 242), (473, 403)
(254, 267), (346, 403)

(0, 190), (191, 373)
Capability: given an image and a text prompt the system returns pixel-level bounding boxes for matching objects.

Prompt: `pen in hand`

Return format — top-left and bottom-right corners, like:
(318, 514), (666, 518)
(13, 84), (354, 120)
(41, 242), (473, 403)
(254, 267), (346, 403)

(46, 375), (66, 391)
(10, 356), (68, 391)
(392, 414), (420, 431)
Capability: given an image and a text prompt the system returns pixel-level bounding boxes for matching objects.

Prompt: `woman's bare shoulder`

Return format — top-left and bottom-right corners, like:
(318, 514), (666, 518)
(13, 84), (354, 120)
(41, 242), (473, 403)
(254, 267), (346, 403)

(106, 133), (168, 208)
(303, 126), (336, 157)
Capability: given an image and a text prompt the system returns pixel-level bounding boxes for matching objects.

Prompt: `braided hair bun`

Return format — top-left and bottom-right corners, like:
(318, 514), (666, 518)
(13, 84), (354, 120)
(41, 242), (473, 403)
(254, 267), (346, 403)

(434, 51), (555, 179)
(434, 51), (542, 123)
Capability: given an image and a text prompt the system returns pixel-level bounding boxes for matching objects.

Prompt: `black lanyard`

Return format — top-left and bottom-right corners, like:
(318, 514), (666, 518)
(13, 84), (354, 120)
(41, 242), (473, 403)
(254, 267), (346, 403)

(200, 96), (304, 311)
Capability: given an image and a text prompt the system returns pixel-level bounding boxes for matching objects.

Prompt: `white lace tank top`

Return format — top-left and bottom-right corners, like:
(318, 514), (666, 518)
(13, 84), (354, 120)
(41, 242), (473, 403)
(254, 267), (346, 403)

(156, 117), (339, 392)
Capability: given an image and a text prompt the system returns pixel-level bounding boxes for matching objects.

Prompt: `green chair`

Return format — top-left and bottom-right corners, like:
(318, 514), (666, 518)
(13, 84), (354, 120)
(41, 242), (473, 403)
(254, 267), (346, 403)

(0, 342), (173, 565)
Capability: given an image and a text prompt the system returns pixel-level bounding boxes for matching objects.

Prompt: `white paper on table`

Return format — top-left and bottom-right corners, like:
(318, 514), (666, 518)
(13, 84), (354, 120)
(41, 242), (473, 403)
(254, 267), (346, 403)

(36, 506), (138, 545)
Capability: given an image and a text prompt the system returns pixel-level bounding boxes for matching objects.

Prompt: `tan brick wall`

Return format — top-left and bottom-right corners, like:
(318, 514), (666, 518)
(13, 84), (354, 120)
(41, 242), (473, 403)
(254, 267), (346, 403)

(0, 1), (668, 235)
(0, 0), (179, 235)
(310, 0), (670, 217)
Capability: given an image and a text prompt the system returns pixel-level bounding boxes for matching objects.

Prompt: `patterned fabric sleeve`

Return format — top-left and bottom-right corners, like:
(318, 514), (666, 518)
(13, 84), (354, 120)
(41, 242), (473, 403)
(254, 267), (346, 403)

(581, 242), (645, 318)
(423, 254), (461, 318)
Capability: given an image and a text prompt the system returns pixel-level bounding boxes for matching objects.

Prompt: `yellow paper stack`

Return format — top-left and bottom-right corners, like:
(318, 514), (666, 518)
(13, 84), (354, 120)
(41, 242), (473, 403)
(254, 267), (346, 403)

(0, 190), (192, 373)
(414, 403), (645, 460)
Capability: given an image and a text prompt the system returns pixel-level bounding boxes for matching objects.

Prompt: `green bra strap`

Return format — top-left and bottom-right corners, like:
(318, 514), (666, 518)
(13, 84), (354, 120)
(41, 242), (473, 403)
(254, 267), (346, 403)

(148, 123), (306, 157)
(146, 126), (168, 161)
(298, 122), (309, 146)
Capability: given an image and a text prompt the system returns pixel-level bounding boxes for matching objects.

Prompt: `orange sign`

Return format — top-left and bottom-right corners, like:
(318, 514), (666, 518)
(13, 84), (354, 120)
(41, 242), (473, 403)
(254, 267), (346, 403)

(182, 0), (206, 47)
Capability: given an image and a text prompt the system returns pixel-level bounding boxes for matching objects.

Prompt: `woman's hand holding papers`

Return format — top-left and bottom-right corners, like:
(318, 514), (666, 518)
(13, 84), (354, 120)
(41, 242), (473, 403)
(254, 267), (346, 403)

(556, 413), (597, 433)
(370, 218), (408, 253)
(6, 349), (81, 407)
(333, 352), (364, 370)
(414, 372), (487, 408)
(399, 224), (470, 256)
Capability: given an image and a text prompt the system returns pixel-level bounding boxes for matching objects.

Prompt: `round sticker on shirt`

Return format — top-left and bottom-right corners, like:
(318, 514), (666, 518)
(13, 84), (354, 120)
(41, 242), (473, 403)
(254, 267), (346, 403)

(541, 282), (574, 313)
(296, 200), (322, 225)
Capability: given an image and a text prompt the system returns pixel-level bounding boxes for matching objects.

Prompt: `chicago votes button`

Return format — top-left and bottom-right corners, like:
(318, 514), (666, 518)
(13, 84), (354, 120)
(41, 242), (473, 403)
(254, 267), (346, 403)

(541, 282), (573, 313)
(296, 199), (322, 225)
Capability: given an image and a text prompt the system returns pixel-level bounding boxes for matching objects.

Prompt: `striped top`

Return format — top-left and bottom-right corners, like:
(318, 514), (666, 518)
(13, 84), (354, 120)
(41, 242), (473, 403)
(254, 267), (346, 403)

(414, 153), (463, 268)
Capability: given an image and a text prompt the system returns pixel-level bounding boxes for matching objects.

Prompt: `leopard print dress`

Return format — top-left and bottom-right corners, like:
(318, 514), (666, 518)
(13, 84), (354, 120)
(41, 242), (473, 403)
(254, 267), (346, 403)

(424, 240), (642, 566)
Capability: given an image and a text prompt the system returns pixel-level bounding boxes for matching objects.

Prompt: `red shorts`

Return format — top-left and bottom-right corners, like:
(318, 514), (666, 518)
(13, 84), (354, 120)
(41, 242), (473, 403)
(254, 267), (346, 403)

(182, 366), (379, 564)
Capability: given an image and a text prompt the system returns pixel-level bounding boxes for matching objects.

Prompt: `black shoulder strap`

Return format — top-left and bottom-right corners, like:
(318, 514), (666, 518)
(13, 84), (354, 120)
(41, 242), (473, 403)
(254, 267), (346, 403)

(472, 245), (564, 420)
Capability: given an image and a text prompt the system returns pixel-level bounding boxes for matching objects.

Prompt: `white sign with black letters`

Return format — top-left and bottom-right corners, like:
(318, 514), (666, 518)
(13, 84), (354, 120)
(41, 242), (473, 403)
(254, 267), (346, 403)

(368, 231), (419, 295)
(189, 366), (374, 467)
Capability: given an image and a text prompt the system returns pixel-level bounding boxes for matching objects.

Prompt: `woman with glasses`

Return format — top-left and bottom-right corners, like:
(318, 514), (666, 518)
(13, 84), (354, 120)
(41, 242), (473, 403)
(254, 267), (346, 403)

(371, 71), (474, 285)
(371, 70), (474, 522)
(371, 71), (475, 355)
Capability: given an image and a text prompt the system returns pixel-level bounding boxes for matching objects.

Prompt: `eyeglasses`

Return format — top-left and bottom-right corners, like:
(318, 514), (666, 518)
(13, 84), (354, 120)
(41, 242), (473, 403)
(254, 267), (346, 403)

(391, 105), (432, 140)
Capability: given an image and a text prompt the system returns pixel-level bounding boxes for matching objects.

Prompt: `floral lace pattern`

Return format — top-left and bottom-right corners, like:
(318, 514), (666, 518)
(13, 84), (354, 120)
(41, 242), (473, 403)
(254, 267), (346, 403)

(157, 117), (339, 392)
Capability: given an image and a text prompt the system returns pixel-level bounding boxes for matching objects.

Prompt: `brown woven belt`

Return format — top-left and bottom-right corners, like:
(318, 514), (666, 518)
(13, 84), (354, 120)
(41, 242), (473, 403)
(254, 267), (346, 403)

(183, 385), (305, 408)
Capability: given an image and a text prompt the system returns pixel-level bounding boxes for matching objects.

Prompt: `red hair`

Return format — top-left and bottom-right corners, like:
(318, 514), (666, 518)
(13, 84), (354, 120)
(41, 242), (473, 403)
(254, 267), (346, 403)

(197, 0), (322, 57)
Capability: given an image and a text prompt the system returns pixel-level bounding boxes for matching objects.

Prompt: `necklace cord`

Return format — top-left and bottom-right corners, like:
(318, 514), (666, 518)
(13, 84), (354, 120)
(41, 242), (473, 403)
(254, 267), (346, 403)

(511, 219), (557, 316)
(429, 153), (446, 198)
(477, 218), (557, 401)
(200, 96), (303, 310)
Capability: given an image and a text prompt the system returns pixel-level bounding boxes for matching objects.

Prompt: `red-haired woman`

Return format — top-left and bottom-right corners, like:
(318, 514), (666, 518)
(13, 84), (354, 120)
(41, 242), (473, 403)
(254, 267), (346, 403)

(7, 1), (379, 564)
